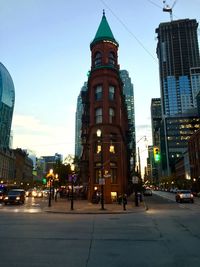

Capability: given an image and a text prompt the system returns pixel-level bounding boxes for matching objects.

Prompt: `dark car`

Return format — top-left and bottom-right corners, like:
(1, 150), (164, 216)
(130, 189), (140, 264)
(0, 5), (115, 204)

(4, 189), (25, 205)
(175, 190), (194, 203)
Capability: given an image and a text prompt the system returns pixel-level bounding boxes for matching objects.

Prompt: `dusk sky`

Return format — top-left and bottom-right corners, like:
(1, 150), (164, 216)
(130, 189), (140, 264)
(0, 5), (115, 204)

(1, 0), (200, 169)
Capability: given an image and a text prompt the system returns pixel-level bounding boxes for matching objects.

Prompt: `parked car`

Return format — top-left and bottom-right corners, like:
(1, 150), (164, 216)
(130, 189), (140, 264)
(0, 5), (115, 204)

(175, 190), (194, 203)
(4, 189), (25, 205)
(143, 189), (152, 196)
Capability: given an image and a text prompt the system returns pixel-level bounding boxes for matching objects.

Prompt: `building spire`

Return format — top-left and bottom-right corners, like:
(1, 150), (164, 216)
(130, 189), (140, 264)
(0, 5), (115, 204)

(90, 11), (118, 48)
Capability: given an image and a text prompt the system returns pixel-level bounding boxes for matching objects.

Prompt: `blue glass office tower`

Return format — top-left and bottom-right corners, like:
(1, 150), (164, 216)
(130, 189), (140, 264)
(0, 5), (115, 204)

(156, 19), (200, 116)
(156, 19), (200, 176)
(120, 70), (136, 172)
(0, 62), (15, 148)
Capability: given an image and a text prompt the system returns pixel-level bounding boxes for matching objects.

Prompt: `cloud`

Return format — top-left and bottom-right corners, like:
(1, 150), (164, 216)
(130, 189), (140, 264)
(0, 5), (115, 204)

(12, 114), (75, 157)
(12, 114), (52, 134)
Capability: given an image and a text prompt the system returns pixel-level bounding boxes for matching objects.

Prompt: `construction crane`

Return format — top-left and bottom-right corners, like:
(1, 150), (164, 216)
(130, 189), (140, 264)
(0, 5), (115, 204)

(163, 0), (178, 21)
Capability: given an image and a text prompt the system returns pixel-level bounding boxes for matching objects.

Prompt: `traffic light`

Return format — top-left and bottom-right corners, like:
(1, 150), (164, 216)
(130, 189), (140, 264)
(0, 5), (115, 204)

(153, 147), (160, 162)
(42, 178), (47, 185)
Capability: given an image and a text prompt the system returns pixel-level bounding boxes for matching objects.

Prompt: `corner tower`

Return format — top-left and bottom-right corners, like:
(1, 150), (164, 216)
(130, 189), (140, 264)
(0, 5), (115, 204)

(81, 11), (129, 204)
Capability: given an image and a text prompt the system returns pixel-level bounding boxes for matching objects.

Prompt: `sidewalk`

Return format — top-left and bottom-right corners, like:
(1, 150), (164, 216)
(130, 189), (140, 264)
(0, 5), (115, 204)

(43, 197), (147, 214)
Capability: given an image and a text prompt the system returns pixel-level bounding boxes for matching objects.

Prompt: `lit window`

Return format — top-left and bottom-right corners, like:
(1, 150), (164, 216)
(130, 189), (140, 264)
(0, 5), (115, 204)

(97, 145), (101, 153)
(109, 144), (115, 153)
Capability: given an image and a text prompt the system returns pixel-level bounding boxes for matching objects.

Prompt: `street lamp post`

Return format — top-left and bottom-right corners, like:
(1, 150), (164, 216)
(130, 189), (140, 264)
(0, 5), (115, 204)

(70, 164), (75, 210)
(48, 169), (54, 207)
(97, 129), (105, 210)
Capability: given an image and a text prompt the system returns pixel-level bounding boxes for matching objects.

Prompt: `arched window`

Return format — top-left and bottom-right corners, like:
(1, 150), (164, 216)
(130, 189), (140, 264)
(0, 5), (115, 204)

(108, 52), (115, 66)
(94, 52), (102, 67)
(109, 108), (115, 123)
(109, 86), (115, 100)
(95, 85), (103, 100)
(110, 162), (117, 184)
(95, 108), (102, 123)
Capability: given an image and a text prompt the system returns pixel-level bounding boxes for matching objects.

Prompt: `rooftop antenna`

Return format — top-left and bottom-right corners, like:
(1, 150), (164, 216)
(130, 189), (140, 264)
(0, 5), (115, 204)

(163, 0), (178, 21)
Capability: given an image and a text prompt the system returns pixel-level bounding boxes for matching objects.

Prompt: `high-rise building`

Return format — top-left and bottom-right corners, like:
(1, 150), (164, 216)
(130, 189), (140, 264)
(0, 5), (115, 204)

(156, 19), (200, 116)
(155, 19), (200, 176)
(41, 153), (63, 173)
(151, 98), (162, 147)
(81, 12), (130, 203)
(151, 98), (162, 182)
(0, 62), (15, 148)
(120, 70), (136, 172)
(75, 82), (87, 159)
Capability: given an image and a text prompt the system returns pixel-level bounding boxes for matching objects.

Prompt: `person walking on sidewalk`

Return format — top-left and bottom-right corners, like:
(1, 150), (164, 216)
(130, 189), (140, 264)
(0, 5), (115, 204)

(122, 194), (127, 210)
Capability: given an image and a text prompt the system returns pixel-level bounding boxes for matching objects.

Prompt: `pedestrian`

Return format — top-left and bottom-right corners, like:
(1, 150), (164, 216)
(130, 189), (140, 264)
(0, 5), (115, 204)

(55, 189), (59, 201)
(122, 194), (127, 210)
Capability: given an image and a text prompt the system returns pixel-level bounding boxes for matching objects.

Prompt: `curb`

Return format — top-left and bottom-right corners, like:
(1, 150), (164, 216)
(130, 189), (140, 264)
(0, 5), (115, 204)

(43, 204), (146, 215)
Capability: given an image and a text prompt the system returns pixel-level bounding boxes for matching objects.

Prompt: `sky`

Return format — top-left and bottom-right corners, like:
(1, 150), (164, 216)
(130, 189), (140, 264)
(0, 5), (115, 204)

(1, 0), (200, 171)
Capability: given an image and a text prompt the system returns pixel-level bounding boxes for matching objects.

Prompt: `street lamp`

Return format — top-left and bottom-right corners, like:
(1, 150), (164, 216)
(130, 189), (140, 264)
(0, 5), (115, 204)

(96, 129), (105, 210)
(70, 164), (75, 210)
(47, 169), (54, 207)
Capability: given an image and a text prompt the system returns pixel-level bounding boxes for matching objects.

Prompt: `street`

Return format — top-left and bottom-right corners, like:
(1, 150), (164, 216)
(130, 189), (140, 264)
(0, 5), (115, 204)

(0, 193), (200, 267)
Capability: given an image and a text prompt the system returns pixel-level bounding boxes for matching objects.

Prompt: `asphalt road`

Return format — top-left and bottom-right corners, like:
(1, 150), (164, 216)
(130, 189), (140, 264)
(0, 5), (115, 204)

(0, 193), (200, 267)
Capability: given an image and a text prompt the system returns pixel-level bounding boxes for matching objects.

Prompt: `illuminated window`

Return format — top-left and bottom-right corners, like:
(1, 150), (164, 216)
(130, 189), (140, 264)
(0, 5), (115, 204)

(96, 144), (101, 153)
(109, 143), (115, 153)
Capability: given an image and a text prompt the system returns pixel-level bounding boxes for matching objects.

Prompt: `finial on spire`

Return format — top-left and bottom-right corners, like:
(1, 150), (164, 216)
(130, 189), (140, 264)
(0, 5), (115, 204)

(103, 9), (105, 16)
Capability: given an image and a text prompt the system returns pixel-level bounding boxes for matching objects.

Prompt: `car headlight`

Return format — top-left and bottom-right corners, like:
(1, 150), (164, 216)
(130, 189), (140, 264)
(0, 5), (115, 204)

(16, 196), (20, 200)
(32, 191), (37, 197)
(180, 194), (183, 198)
(0, 196), (3, 199)
(191, 194), (194, 198)
(4, 196), (8, 200)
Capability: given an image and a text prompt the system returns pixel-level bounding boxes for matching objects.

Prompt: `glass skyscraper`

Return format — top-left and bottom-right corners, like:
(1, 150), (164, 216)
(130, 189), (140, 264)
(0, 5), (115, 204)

(120, 70), (136, 171)
(0, 62), (15, 148)
(155, 19), (200, 176)
(156, 19), (200, 116)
